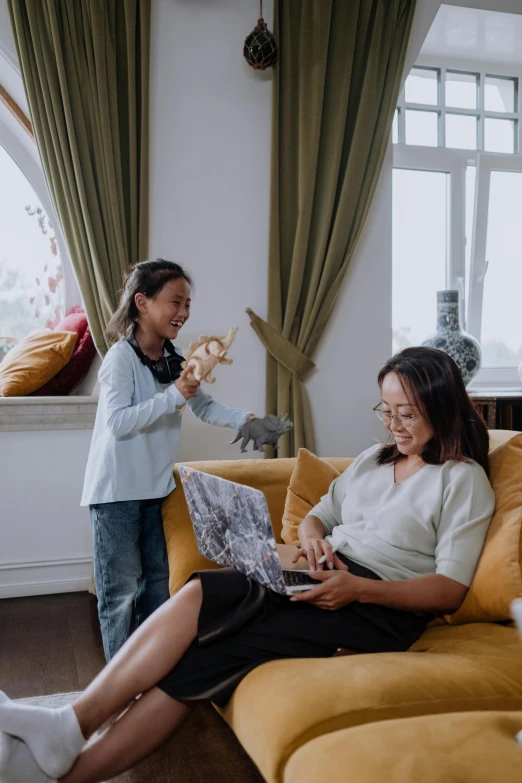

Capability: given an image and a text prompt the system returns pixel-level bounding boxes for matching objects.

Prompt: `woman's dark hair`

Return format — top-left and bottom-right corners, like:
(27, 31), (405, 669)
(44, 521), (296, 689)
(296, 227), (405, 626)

(377, 346), (490, 476)
(106, 259), (193, 344)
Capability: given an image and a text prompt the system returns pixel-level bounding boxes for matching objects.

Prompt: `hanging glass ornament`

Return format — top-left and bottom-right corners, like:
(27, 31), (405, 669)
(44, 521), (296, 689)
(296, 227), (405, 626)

(243, 1), (278, 71)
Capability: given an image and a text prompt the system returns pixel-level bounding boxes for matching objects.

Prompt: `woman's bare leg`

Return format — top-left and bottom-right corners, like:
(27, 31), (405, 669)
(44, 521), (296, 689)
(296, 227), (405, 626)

(0, 581), (202, 782)
(60, 689), (189, 783)
(73, 578), (202, 739)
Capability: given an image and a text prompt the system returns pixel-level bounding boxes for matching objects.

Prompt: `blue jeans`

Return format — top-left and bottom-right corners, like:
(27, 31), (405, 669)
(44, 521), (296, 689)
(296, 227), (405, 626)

(90, 499), (170, 661)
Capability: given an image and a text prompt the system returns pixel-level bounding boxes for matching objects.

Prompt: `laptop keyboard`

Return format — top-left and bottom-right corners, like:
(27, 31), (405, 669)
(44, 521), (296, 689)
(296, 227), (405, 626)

(283, 570), (318, 587)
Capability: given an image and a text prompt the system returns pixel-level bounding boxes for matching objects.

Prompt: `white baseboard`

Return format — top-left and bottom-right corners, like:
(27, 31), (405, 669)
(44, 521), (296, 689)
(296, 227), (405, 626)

(0, 557), (93, 599)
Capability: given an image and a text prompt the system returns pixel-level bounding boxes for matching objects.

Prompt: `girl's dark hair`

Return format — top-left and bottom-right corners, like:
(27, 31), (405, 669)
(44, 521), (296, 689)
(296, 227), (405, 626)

(106, 259), (193, 344)
(377, 346), (490, 476)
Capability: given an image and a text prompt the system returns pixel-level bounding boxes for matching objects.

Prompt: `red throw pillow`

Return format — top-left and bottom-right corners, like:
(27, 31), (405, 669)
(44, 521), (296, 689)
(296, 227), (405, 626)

(34, 308), (96, 395)
(55, 306), (89, 340)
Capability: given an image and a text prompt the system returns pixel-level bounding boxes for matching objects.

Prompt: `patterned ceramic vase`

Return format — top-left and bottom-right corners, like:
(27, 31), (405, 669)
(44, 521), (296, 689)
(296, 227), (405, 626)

(422, 290), (481, 386)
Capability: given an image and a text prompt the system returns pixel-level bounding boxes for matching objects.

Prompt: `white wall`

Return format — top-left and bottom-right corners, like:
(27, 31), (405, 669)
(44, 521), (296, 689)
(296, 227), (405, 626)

(0, 0), (18, 83)
(149, 0), (272, 462)
(149, 0), (440, 462)
(0, 430), (93, 597)
(307, 148), (393, 457)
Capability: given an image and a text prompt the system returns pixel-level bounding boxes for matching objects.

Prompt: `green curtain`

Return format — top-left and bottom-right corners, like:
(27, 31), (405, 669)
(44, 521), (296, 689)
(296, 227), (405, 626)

(7, 0), (150, 356)
(247, 0), (416, 457)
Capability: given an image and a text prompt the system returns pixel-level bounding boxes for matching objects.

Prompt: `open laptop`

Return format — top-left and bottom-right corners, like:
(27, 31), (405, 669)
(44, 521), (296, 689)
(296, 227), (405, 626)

(178, 465), (317, 595)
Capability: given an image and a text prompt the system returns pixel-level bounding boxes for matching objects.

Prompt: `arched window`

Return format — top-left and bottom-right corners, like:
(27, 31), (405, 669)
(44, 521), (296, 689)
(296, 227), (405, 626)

(0, 32), (81, 367)
(0, 41), (97, 419)
(0, 144), (65, 361)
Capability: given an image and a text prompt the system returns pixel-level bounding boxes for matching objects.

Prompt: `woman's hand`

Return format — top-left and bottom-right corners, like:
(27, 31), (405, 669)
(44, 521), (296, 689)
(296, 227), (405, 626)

(174, 365), (200, 400)
(290, 570), (363, 610)
(293, 538), (348, 572)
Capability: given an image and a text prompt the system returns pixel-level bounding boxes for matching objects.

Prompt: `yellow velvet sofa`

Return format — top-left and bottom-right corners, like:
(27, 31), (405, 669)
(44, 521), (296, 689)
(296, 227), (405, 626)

(161, 430), (522, 783)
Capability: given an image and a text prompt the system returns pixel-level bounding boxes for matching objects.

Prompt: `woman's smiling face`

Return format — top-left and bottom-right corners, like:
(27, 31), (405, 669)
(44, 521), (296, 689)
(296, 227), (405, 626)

(380, 372), (434, 457)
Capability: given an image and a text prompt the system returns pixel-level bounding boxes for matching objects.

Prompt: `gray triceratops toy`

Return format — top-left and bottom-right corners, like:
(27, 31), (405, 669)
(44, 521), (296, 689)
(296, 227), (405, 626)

(230, 414), (293, 453)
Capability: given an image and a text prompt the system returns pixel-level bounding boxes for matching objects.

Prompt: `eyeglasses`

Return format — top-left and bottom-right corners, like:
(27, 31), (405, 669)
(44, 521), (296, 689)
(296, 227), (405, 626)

(373, 404), (420, 430)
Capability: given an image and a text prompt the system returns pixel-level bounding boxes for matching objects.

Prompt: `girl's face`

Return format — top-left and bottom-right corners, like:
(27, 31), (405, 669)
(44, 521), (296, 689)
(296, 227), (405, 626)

(380, 372), (434, 458)
(136, 278), (191, 341)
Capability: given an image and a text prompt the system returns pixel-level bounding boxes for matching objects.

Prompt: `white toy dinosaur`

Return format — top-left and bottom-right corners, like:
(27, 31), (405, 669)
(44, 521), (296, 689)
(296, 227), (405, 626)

(181, 327), (238, 384)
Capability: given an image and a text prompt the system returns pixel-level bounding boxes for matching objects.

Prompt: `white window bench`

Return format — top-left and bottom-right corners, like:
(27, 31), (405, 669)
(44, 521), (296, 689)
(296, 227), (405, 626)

(0, 396), (98, 431)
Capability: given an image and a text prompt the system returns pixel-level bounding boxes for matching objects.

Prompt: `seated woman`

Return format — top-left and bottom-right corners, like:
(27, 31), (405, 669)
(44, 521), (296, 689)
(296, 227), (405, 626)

(0, 347), (495, 783)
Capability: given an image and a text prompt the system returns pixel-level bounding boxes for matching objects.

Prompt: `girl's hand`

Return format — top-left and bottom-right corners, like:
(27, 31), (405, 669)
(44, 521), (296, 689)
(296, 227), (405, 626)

(247, 413), (256, 420)
(290, 570), (362, 610)
(293, 538), (349, 572)
(175, 365), (200, 400)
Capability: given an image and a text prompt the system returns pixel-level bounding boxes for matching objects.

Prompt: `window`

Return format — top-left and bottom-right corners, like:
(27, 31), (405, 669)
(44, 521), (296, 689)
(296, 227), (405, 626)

(0, 144), (65, 363)
(395, 66), (518, 152)
(393, 62), (522, 389)
(393, 168), (448, 350)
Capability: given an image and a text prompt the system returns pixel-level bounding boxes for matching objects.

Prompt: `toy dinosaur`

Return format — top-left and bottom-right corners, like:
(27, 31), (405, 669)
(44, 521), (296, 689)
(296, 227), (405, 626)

(230, 414), (293, 453)
(182, 327), (238, 383)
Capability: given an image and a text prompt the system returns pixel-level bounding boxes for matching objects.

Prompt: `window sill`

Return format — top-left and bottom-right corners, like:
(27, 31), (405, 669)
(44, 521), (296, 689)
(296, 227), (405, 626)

(0, 396), (98, 432)
(468, 387), (522, 398)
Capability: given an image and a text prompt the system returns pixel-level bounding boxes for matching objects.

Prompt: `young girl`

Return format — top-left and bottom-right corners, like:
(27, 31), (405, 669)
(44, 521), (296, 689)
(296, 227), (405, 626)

(80, 258), (255, 661)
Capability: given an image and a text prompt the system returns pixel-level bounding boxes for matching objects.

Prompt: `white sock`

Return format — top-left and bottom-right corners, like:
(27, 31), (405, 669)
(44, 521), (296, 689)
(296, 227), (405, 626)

(0, 732), (56, 783)
(0, 733), (55, 783)
(0, 693), (85, 779)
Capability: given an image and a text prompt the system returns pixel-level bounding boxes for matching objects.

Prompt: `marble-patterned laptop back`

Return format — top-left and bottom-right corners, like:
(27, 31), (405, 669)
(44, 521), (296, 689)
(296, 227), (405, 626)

(178, 465), (287, 594)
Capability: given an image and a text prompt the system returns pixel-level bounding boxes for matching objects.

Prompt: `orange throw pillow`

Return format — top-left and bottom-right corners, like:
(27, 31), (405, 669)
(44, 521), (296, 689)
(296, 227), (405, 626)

(0, 329), (77, 396)
(446, 432), (522, 624)
(281, 449), (353, 545)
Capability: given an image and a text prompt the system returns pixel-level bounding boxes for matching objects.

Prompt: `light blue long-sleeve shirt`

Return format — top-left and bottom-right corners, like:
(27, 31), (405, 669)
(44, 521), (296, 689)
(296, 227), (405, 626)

(81, 339), (249, 505)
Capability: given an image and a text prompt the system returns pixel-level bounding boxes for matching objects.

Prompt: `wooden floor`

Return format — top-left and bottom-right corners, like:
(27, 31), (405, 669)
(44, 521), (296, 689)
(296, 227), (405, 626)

(0, 591), (106, 698)
(0, 591), (265, 783)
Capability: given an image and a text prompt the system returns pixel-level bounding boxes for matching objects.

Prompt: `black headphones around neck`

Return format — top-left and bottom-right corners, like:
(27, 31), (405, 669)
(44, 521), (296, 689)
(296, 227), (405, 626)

(127, 333), (184, 384)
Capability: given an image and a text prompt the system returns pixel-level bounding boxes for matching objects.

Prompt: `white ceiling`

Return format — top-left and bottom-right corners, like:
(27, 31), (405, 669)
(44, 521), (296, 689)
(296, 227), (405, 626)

(421, 4), (522, 66)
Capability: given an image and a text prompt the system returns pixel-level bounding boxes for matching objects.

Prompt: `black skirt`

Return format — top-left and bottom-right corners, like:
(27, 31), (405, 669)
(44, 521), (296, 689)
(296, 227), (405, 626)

(157, 556), (428, 707)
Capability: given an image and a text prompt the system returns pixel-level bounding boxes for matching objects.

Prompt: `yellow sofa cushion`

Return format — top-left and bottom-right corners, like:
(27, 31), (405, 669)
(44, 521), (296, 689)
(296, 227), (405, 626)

(220, 623), (522, 783)
(0, 329), (77, 396)
(446, 431), (522, 624)
(489, 429), (521, 452)
(281, 449), (353, 544)
(283, 710), (522, 783)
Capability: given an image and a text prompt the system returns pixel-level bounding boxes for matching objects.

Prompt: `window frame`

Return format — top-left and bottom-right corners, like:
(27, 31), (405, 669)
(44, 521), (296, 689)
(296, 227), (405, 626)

(393, 56), (522, 392)
(397, 57), (521, 153)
